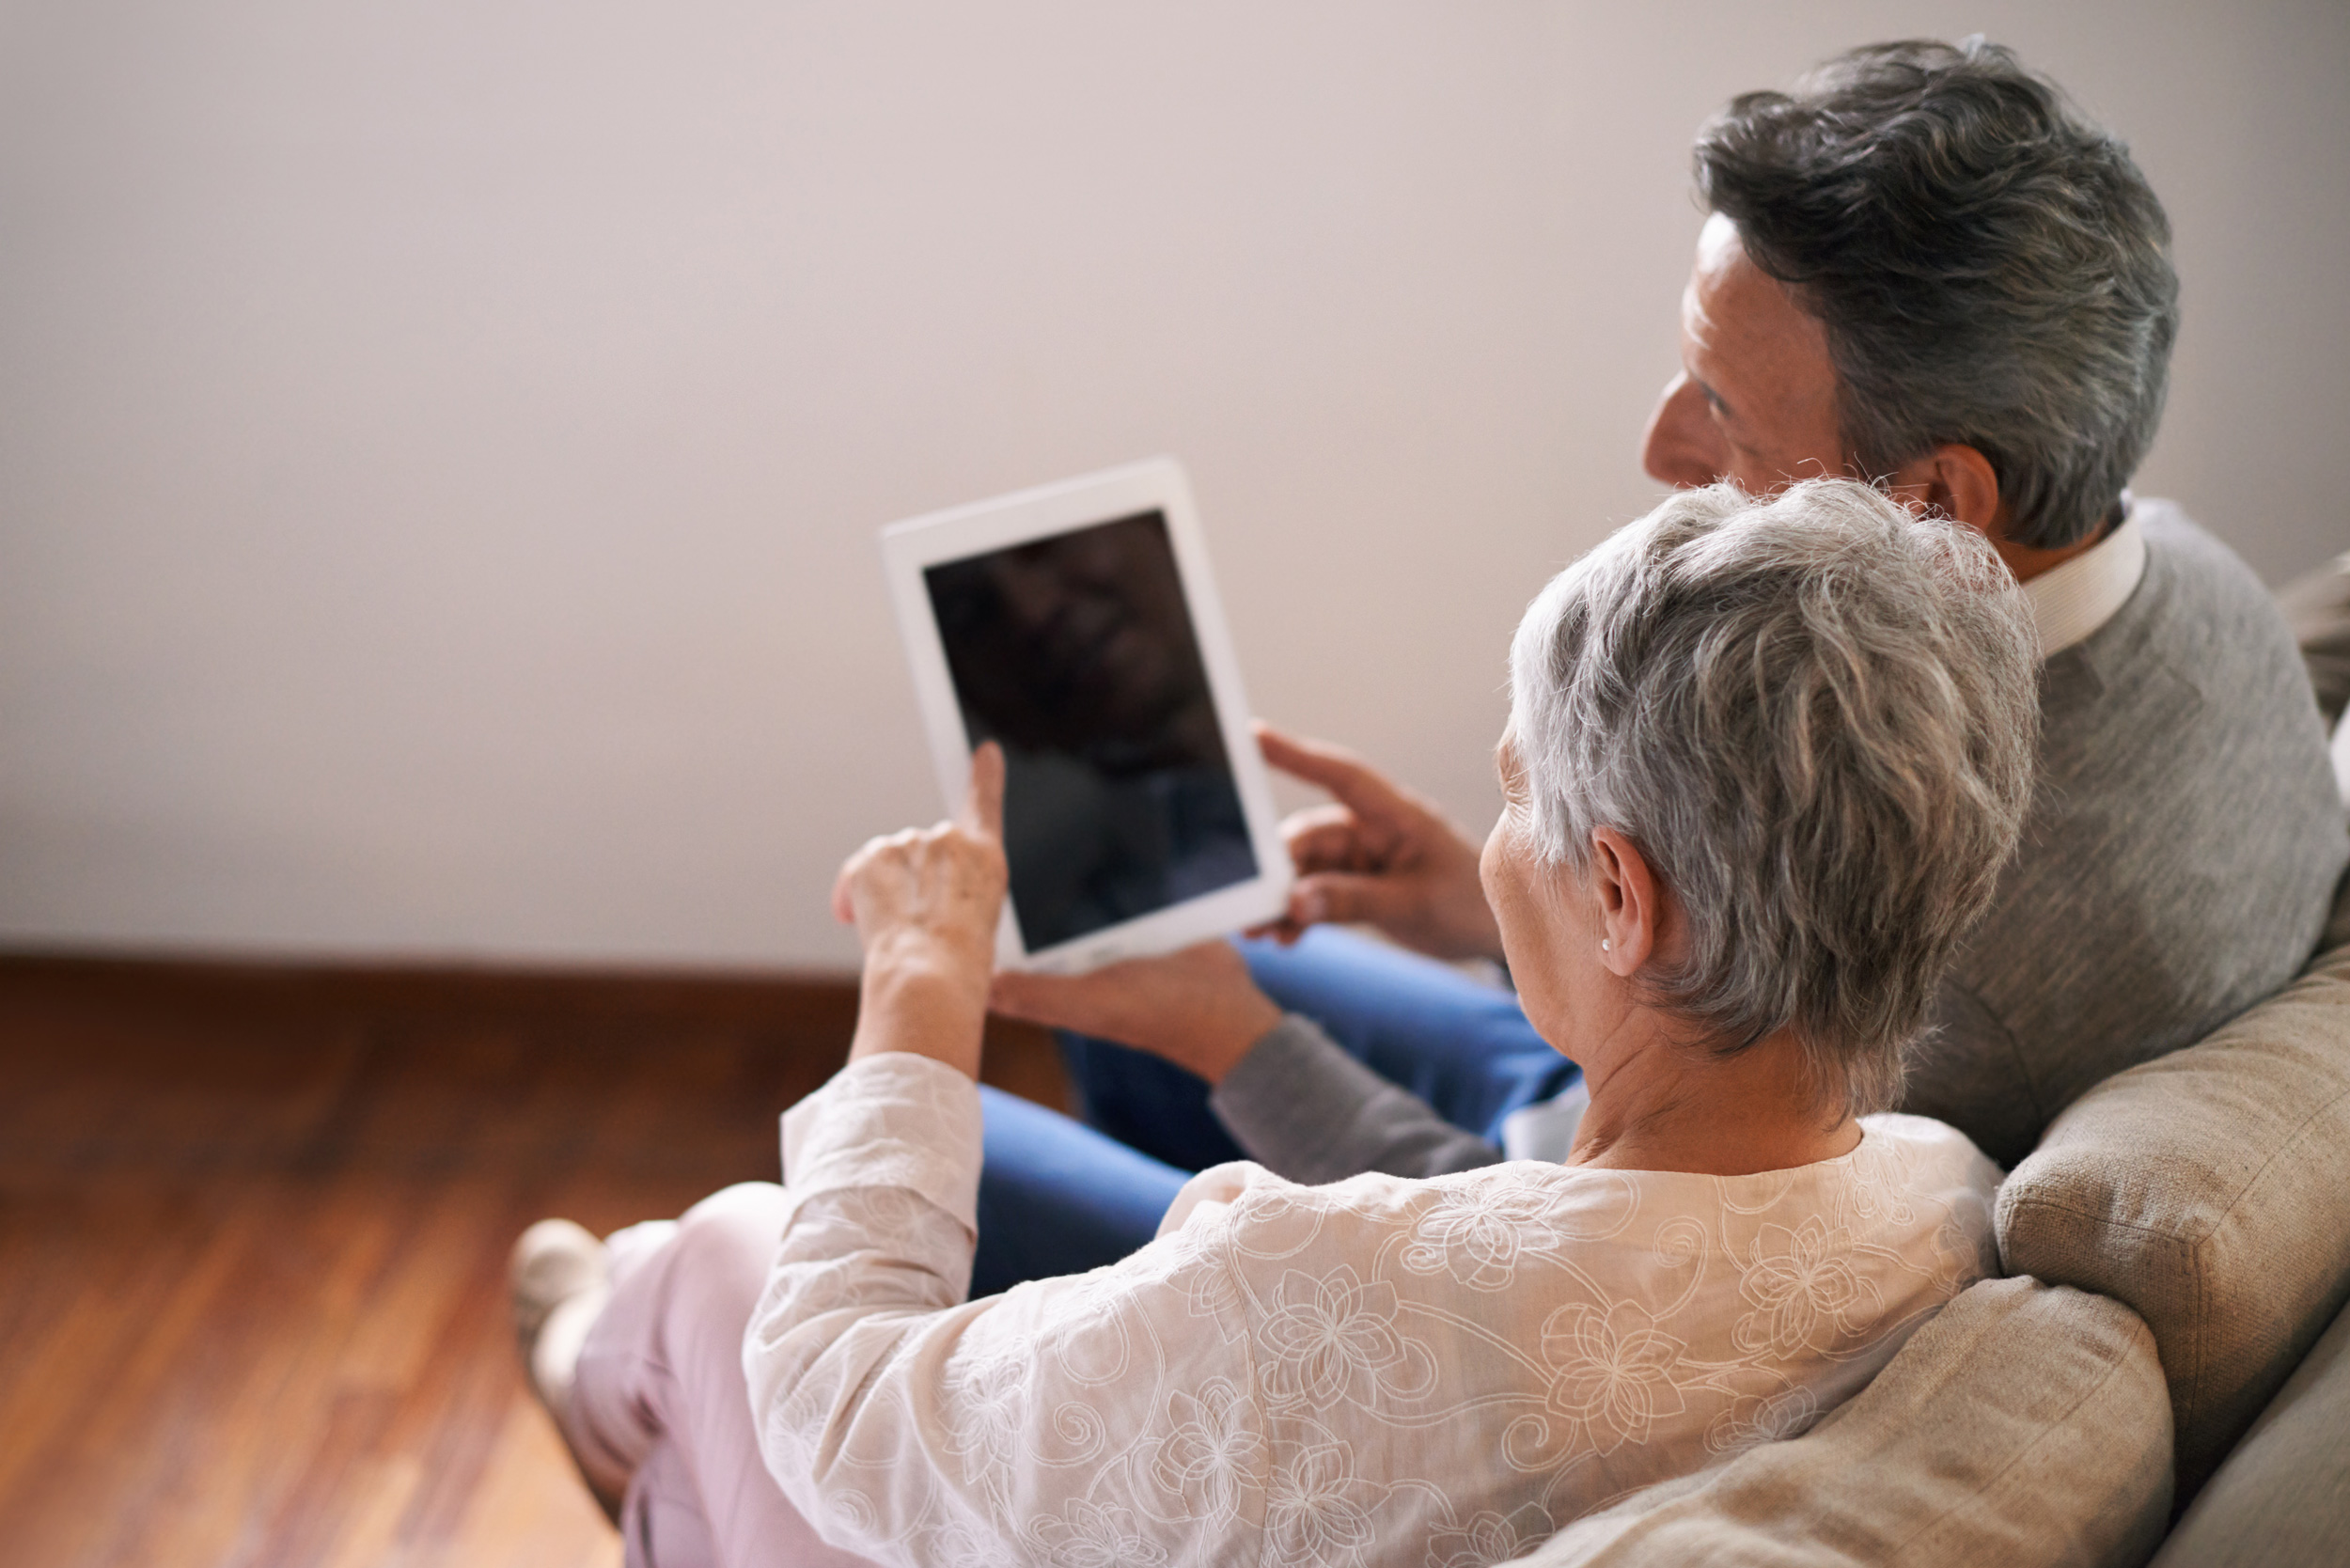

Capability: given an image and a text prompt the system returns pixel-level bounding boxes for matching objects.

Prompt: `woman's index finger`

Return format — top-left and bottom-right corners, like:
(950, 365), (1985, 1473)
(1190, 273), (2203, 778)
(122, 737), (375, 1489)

(961, 741), (1007, 840)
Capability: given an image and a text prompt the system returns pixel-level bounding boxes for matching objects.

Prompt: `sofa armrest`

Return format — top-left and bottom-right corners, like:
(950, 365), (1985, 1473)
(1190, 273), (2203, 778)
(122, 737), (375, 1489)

(2277, 551), (2350, 729)
(1500, 1278), (2171, 1568)
(2152, 1289), (2350, 1567)
(1996, 872), (2350, 1495)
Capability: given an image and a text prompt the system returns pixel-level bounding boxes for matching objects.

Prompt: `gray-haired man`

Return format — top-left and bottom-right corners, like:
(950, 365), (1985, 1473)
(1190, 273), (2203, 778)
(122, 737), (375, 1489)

(975, 38), (2347, 1284)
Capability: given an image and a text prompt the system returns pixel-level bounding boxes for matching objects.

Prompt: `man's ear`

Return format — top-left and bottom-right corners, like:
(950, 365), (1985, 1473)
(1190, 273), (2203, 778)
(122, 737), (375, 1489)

(1590, 826), (1661, 976)
(1885, 443), (2004, 536)
(1882, 442), (2110, 582)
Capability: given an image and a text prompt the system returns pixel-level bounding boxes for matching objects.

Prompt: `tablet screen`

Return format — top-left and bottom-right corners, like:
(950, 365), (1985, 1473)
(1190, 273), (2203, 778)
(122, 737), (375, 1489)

(923, 510), (1260, 952)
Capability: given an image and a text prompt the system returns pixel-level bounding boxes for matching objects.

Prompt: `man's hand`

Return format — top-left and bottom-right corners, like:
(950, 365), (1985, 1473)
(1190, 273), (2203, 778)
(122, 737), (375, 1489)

(990, 941), (1283, 1087)
(1254, 723), (1504, 964)
(833, 744), (1009, 1078)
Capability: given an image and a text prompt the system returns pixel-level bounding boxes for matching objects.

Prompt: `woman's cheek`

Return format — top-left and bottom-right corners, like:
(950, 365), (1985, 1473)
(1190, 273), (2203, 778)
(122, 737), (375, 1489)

(1481, 815), (1535, 953)
(1479, 818), (1516, 935)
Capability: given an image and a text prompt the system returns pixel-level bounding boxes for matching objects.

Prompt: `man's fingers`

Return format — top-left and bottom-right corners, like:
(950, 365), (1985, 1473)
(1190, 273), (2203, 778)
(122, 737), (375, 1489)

(1288, 870), (1410, 930)
(1278, 803), (1355, 839)
(989, 968), (1115, 1032)
(1256, 722), (1406, 817)
(991, 942), (1222, 1029)
(1283, 810), (1373, 873)
(961, 741), (1007, 841)
(985, 970), (1050, 1021)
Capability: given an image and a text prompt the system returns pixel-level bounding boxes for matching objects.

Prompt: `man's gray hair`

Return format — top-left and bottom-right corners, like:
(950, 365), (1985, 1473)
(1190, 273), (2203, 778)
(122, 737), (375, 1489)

(1697, 38), (2178, 551)
(1509, 479), (2039, 1115)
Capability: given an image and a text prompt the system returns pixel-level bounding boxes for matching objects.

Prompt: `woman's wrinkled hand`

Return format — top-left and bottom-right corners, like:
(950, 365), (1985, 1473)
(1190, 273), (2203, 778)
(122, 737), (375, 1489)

(989, 940), (1283, 1087)
(834, 743), (1009, 1077)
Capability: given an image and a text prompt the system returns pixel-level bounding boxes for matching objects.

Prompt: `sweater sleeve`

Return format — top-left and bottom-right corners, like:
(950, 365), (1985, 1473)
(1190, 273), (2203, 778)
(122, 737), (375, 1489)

(1207, 1013), (1502, 1184)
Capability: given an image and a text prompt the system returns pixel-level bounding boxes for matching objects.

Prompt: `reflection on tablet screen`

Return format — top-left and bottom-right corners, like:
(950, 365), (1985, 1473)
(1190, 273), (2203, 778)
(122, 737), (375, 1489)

(924, 510), (1259, 952)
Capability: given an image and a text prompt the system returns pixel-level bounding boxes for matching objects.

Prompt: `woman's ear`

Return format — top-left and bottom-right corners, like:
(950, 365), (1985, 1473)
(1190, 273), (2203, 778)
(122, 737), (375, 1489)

(1589, 826), (1660, 976)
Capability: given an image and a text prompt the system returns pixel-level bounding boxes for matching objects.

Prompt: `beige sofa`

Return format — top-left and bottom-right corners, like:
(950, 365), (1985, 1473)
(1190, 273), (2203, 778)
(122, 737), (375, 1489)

(1506, 570), (2350, 1568)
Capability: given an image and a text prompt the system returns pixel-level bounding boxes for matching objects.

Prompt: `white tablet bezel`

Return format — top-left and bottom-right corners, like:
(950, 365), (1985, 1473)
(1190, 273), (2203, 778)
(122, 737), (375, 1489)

(881, 457), (1292, 973)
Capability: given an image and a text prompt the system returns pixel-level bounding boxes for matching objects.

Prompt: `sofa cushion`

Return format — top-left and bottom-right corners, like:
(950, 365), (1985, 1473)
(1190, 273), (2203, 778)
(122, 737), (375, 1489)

(1502, 1277), (2171, 1568)
(2150, 1288), (2350, 1567)
(1995, 873), (2350, 1496)
(2278, 550), (2350, 729)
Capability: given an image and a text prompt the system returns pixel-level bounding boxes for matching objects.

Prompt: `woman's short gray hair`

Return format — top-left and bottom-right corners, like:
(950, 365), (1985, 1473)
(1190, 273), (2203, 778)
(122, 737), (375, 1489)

(1509, 479), (2039, 1114)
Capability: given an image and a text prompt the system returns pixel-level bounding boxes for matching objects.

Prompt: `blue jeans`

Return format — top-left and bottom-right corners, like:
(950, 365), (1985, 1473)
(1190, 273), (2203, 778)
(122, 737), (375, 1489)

(969, 926), (1574, 1295)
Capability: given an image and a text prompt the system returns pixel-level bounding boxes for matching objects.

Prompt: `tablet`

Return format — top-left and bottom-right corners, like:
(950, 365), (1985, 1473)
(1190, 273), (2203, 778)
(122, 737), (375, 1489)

(881, 458), (1292, 972)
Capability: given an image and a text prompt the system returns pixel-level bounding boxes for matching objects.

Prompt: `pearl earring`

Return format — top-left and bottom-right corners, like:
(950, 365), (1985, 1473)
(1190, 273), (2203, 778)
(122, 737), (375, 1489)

(1600, 939), (1612, 952)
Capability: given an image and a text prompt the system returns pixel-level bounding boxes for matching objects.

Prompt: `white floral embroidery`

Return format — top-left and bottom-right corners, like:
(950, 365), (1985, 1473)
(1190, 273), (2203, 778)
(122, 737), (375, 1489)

(1703, 1387), (1821, 1454)
(1402, 1187), (1566, 1291)
(1842, 1129), (1922, 1227)
(1260, 1266), (1410, 1407)
(1172, 1235), (1246, 1339)
(1035, 1263), (1132, 1331)
(1026, 1498), (1170, 1568)
(939, 1348), (1027, 1487)
(1732, 1216), (1884, 1357)
(1268, 1438), (1382, 1565)
(923, 1510), (1025, 1568)
(1148, 1379), (1265, 1522)
(1540, 1300), (1690, 1453)
(825, 1484), (878, 1538)
(1427, 1503), (1556, 1568)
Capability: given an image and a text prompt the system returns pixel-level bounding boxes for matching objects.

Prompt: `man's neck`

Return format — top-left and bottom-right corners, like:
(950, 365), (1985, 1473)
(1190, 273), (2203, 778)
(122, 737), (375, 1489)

(1988, 502), (2114, 584)
(1995, 529), (2105, 585)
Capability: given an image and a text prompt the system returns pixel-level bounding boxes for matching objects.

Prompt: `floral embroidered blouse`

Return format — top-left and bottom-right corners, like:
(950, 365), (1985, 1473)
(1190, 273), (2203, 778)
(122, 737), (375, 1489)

(745, 1053), (2001, 1568)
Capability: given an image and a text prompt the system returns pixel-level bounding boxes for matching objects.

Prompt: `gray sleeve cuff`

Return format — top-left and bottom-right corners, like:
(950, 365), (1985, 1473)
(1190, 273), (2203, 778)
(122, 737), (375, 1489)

(1208, 1013), (1502, 1185)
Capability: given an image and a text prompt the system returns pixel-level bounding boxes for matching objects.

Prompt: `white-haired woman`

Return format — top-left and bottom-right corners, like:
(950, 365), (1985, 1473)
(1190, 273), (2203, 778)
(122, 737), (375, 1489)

(514, 478), (2035, 1568)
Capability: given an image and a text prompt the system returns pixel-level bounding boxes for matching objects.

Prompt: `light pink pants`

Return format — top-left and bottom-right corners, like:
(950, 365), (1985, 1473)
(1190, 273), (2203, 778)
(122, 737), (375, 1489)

(570, 1183), (879, 1568)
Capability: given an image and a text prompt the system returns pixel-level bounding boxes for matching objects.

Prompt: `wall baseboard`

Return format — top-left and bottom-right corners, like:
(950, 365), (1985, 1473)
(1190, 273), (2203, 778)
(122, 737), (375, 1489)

(0, 947), (863, 1027)
(0, 947), (1075, 1111)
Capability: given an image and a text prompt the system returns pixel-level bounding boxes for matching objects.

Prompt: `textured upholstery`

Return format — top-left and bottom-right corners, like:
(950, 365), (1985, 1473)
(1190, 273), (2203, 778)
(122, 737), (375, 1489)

(2277, 551), (2350, 728)
(2152, 1289), (2350, 1567)
(1502, 1277), (2172, 1568)
(1996, 874), (2350, 1495)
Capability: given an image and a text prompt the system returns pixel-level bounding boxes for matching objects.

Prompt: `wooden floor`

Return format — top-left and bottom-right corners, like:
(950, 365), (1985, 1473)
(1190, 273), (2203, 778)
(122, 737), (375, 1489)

(0, 955), (1069, 1568)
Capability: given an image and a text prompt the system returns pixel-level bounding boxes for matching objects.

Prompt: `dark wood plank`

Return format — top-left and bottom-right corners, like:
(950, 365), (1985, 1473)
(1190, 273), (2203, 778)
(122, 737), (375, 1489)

(0, 952), (1072, 1567)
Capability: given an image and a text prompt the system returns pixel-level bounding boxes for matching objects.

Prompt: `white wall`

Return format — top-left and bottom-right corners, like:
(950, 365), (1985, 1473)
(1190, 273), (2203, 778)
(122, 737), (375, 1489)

(4, 1), (2345, 970)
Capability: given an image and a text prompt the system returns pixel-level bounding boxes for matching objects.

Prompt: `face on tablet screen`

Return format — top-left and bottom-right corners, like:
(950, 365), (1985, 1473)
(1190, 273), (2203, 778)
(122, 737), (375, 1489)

(923, 510), (1259, 952)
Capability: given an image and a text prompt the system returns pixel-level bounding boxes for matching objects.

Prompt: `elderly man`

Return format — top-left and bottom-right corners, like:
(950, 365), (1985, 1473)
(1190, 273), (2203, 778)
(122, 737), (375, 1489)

(965, 36), (2348, 1288)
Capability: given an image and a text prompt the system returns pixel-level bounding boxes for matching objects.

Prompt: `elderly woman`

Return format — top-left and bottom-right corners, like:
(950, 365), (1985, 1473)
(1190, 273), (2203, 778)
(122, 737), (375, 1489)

(516, 478), (2035, 1568)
